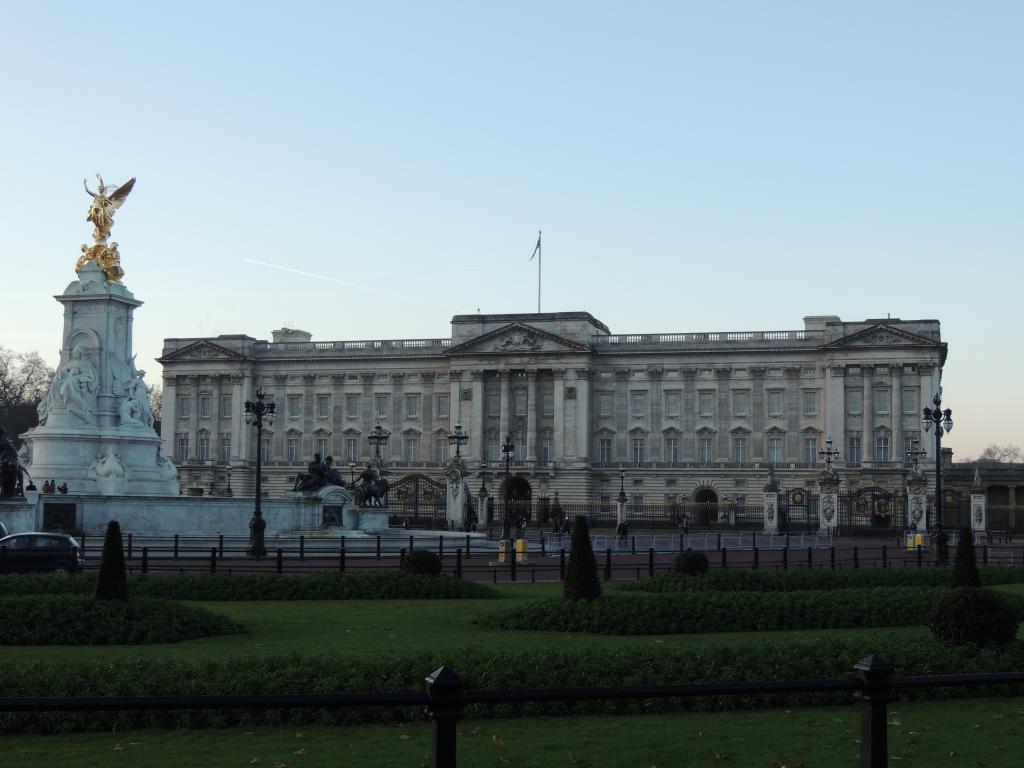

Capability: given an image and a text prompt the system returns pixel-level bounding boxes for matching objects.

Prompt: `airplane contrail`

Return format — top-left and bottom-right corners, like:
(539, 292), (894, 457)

(241, 258), (449, 307)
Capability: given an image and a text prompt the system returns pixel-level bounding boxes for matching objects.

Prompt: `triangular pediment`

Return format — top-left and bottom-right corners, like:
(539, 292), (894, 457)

(447, 323), (590, 355)
(824, 325), (940, 349)
(159, 341), (245, 362)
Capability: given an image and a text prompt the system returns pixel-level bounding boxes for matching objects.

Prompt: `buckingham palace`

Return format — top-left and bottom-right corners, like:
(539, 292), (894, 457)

(158, 311), (947, 510)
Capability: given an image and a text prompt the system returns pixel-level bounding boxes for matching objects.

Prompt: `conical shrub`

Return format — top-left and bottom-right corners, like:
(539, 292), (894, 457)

(95, 520), (129, 601)
(951, 527), (981, 588)
(564, 515), (601, 601)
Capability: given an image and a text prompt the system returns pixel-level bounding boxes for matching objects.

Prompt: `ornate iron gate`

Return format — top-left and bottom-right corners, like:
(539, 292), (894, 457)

(386, 474), (447, 529)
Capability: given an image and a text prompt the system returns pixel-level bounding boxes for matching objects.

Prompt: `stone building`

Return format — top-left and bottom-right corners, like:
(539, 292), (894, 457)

(159, 312), (946, 507)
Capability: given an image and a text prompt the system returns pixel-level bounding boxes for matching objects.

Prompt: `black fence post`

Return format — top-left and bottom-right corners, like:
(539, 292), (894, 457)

(605, 548), (612, 581)
(830, 546), (836, 571)
(218, 533), (224, 560)
(400, 548), (406, 569)
(173, 534), (179, 561)
(560, 548), (566, 580)
(916, 544), (922, 568)
(409, 535), (415, 553)
(425, 666), (465, 768)
(510, 549), (517, 582)
(631, 535), (636, 556)
(983, 545), (989, 565)
(276, 548), (283, 573)
(376, 535), (382, 561)
(299, 535), (305, 562)
(465, 534), (471, 559)
(853, 546), (860, 569)
(456, 548), (462, 578)
(438, 536), (444, 560)
(782, 547), (788, 571)
(210, 547), (217, 574)
(127, 533), (133, 560)
(807, 546), (813, 570)
(648, 547), (655, 578)
(855, 655), (896, 768)
(753, 546), (759, 570)
(716, 533), (722, 551)
(141, 546), (149, 574)
(339, 541), (346, 573)
(881, 545), (887, 569)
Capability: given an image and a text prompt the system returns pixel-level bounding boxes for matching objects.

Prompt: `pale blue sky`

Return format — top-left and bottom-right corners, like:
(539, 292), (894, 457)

(2, 2), (1021, 459)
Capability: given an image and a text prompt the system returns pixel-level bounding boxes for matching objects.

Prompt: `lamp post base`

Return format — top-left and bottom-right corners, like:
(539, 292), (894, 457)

(247, 514), (267, 558)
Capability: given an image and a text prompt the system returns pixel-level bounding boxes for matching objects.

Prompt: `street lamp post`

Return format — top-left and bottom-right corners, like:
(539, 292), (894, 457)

(243, 388), (276, 557)
(348, 462), (357, 487)
(367, 422), (390, 469)
(447, 422), (469, 458)
(922, 390), (953, 529)
(617, 465), (627, 526)
(501, 433), (515, 541)
(819, 436), (840, 473)
(225, 464), (233, 497)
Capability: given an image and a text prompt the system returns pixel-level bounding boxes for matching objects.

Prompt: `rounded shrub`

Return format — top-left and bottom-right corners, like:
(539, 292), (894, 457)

(674, 549), (710, 576)
(402, 549), (442, 576)
(927, 587), (1019, 647)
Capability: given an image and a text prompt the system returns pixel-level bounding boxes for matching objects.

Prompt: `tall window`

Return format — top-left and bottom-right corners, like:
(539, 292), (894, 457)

(288, 395), (302, 418)
(733, 392), (749, 417)
(199, 396), (211, 418)
(767, 436), (782, 464)
(804, 437), (818, 464)
(599, 393), (613, 417)
(220, 395), (232, 418)
(198, 435), (210, 460)
(903, 433), (919, 463)
(874, 435), (890, 461)
(542, 392), (554, 416)
(316, 395), (330, 418)
(260, 436), (271, 462)
(874, 389), (891, 415)
(316, 437), (329, 457)
(847, 389), (862, 414)
(902, 388), (919, 414)
(513, 391), (526, 417)
(631, 438), (645, 463)
(698, 392), (714, 417)
(542, 438), (552, 462)
(346, 394), (360, 418)
(405, 394), (419, 417)
(404, 437), (418, 463)
(665, 438), (679, 464)
(631, 393), (647, 418)
(733, 437), (747, 464)
(178, 397), (191, 419)
(486, 437), (499, 461)
(375, 394), (389, 419)
(767, 391), (783, 417)
(487, 392), (500, 416)
(698, 437), (713, 463)
(287, 437), (300, 462)
(436, 438), (448, 463)
(345, 437), (358, 463)
(220, 434), (231, 462)
(664, 391), (680, 418)
(848, 435), (862, 463)
(176, 434), (188, 460)
(599, 438), (612, 463)
(802, 391), (818, 417)
(436, 394), (449, 418)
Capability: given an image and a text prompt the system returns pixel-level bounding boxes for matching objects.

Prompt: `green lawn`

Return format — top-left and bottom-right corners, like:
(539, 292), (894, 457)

(1, 581), (936, 663)
(6, 697), (1024, 767)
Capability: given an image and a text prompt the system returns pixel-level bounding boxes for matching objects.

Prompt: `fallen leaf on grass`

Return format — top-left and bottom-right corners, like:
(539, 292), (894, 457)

(399, 734), (411, 741)
(492, 734), (506, 747)
(113, 744), (123, 752)
(294, 747), (306, 756)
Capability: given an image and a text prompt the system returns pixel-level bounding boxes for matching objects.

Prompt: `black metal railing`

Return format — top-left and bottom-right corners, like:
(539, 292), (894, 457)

(1, 658), (1021, 767)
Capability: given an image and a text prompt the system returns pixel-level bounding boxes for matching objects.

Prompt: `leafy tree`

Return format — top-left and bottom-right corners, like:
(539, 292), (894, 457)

(95, 520), (129, 601)
(564, 515), (601, 601)
(951, 527), (981, 588)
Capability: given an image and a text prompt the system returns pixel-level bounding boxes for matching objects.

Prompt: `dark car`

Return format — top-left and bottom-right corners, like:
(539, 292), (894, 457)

(0, 533), (84, 574)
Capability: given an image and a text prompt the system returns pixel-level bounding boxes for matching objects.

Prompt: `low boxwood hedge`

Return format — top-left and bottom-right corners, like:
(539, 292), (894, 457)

(480, 588), (1024, 635)
(619, 566), (1024, 593)
(1, 635), (1022, 733)
(0, 595), (242, 645)
(0, 572), (497, 601)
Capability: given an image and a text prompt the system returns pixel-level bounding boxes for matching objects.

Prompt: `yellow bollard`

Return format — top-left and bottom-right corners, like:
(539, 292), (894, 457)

(516, 538), (529, 562)
(498, 540), (509, 562)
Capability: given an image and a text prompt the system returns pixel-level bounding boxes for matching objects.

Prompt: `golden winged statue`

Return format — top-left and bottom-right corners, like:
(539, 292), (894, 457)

(76, 174), (136, 283)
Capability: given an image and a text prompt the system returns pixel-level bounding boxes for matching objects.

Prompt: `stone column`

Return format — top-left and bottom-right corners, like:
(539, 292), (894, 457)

(763, 471), (780, 535)
(826, 366), (844, 457)
(526, 369), (538, 461)
(575, 368), (591, 462)
(498, 371), (510, 444)
(863, 370), (874, 463)
(390, 372), (404, 465)
(188, 376), (200, 460)
(470, 371), (484, 460)
(162, 376), (177, 460)
(448, 369), (462, 446)
(892, 367), (903, 463)
(331, 374), (345, 459)
(918, 366), (935, 461)
(971, 470), (986, 533)
(552, 369), (565, 461)
(818, 473), (839, 534)
(649, 367), (664, 460)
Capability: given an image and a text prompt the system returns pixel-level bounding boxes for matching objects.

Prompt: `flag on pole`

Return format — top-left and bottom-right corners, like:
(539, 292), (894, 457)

(530, 231), (541, 260)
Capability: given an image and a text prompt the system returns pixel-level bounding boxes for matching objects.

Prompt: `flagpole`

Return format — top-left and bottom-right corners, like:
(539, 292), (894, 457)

(537, 229), (541, 313)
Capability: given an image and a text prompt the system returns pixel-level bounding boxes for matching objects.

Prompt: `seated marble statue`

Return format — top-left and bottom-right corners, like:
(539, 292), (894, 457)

(292, 454), (346, 492)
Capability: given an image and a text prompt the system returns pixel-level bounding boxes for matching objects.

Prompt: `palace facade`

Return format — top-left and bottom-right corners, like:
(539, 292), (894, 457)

(159, 312), (947, 505)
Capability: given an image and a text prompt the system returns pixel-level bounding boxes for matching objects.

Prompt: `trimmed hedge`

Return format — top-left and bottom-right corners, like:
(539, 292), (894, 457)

(480, 588), (1024, 635)
(0, 595), (242, 645)
(0, 572), (497, 601)
(1, 636), (1023, 732)
(402, 549), (442, 576)
(929, 588), (1019, 647)
(620, 566), (1024, 594)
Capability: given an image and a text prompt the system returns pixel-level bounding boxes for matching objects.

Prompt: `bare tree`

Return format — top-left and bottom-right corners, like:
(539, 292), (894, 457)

(0, 348), (54, 409)
(148, 381), (162, 421)
(976, 444), (1023, 463)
